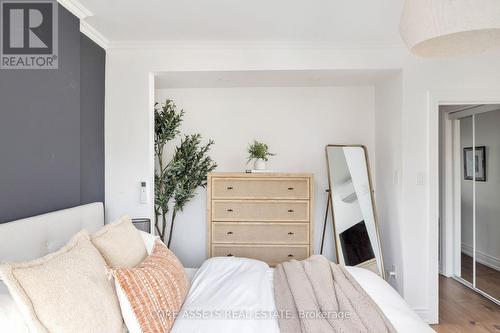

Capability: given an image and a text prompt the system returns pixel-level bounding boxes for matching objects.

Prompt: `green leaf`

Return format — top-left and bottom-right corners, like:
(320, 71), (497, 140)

(154, 99), (217, 242)
(247, 140), (276, 162)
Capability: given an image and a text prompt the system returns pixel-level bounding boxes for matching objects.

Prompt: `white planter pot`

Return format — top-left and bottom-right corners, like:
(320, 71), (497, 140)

(253, 158), (266, 170)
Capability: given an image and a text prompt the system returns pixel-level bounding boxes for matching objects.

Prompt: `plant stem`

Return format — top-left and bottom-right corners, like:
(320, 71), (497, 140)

(155, 214), (161, 237)
(155, 143), (165, 240)
(167, 209), (177, 248)
(161, 211), (167, 242)
(158, 145), (164, 178)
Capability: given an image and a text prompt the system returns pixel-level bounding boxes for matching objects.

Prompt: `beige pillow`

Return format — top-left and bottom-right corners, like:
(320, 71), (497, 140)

(0, 230), (124, 333)
(91, 215), (148, 268)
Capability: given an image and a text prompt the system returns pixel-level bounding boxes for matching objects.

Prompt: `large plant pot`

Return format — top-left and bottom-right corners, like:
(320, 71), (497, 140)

(253, 158), (266, 170)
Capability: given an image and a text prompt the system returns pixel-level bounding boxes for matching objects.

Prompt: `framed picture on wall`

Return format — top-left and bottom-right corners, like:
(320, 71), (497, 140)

(463, 146), (486, 181)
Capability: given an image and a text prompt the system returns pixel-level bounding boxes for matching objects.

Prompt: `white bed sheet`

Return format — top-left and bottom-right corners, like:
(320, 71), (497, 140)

(173, 257), (434, 333)
(346, 266), (433, 333)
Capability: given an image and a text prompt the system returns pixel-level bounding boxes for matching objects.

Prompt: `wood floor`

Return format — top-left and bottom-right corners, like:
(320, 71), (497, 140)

(460, 254), (500, 301)
(432, 276), (500, 332)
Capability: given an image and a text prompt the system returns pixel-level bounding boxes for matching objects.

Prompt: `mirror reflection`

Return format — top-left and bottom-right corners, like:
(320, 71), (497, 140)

(326, 145), (384, 277)
(459, 116), (474, 285)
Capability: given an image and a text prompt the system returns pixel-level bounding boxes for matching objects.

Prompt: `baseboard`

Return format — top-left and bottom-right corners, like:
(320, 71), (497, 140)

(461, 243), (500, 271)
(412, 308), (436, 324)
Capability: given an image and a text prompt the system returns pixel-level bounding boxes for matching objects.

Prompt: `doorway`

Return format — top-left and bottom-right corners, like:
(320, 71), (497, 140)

(438, 104), (500, 329)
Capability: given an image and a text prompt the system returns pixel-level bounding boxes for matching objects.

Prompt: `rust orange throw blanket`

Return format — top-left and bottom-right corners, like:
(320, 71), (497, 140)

(273, 255), (396, 333)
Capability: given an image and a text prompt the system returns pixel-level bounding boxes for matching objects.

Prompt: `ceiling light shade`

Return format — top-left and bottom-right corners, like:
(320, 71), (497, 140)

(400, 0), (500, 57)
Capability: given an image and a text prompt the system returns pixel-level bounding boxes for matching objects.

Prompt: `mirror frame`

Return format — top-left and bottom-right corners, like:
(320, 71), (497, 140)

(325, 144), (386, 279)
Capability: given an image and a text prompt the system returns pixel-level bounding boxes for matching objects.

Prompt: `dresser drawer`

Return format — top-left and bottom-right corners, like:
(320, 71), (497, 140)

(212, 245), (309, 266)
(212, 223), (309, 244)
(212, 178), (309, 199)
(212, 200), (309, 221)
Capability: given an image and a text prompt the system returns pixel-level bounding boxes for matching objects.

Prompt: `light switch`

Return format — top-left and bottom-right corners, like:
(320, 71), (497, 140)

(393, 170), (400, 185)
(416, 172), (426, 186)
(140, 181), (148, 204)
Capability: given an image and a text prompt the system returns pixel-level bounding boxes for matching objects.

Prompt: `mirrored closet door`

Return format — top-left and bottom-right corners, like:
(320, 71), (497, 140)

(451, 106), (500, 303)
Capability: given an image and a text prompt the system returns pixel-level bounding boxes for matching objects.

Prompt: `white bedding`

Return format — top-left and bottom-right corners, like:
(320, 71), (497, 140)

(172, 258), (279, 333)
(173, 257), (433, 333)
(0, 282), (28, 333)
(1, 258), (432, 333)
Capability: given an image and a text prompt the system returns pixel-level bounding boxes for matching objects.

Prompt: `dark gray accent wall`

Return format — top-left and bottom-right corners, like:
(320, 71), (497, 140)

(0, 5), (105, 223)
(80, 34), (105, 204)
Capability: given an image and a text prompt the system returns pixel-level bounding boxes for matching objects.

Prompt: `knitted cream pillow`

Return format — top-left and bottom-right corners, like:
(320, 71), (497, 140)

(112, 240), (190, 333)
(91, 215), (148, 269)
(0, 230), (125, 333)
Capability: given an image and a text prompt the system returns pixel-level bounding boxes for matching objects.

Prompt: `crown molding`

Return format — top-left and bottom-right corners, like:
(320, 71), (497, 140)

(107, 40), (406, 51)
(80, 21), (109, 49)
(57, 0), (92, 19)
(56, 0), (109, 49)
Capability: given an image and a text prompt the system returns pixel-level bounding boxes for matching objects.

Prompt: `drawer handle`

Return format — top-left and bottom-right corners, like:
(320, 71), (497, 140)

(288, 187), (294, 190)
(227, 186), (234, 190)
(288, 254), (294, 258)
(227, 209), (234, 212)
(227, 253), (234, 257)
(288, 232), (294, 235)
(227, 231), (233, 235)
(288, 209), (294, 213)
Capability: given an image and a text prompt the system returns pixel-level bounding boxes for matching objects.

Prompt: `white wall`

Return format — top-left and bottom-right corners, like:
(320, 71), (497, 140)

(155, 86), (375, 267)
(105, 44), (500, 323)
(400, 51), (500, 321)
(374, 73), (404, 292)
(460, 111), (500, 270)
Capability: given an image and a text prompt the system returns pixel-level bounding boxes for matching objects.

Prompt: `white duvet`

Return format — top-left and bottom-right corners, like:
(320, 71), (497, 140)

(172, 257), (279, 333)
(173, 257), (433, 333)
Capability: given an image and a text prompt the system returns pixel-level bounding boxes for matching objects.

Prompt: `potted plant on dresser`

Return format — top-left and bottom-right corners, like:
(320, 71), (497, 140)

(247, 140), (276, 171)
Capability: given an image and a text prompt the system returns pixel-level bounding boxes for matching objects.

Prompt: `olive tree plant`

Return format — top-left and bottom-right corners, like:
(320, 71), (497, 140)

(154, 99), (217, 247)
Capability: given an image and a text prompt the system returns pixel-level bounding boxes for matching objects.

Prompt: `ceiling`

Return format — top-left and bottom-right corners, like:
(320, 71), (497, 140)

(155, 69), (400, 89)
(77, 0), (404, 45)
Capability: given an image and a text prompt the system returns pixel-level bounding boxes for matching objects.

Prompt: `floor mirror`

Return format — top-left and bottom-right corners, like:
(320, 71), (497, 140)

(325, 145), (385, 278)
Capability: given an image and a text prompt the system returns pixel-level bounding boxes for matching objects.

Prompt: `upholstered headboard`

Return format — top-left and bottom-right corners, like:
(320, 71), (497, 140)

(0, 203), (104, 263)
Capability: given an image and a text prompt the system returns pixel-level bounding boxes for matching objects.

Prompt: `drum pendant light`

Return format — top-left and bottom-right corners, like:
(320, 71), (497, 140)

(399, 0), (500, 57)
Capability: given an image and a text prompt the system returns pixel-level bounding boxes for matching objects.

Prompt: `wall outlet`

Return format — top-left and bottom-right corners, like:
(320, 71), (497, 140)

(416, 172), (426, 186)
(140, 181), (148, 204)
(387, 265), (397, 280)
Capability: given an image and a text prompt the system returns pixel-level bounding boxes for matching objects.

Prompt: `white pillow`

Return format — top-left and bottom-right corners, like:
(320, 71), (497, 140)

(0, 282), (29, 333)
(116, 286), (141, 333)
(139, 230), (158, 254)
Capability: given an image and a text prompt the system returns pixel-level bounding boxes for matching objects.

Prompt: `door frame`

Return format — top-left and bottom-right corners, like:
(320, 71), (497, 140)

(428, 89), (500, 323)
(438, 109), (460, 278)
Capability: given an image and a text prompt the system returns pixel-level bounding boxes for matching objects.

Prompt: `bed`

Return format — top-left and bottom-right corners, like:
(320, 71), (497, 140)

(0, 203), (433, 332)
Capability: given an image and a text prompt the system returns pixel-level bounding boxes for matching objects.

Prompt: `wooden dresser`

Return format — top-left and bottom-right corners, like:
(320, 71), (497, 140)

(207, 172), (314, 266)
